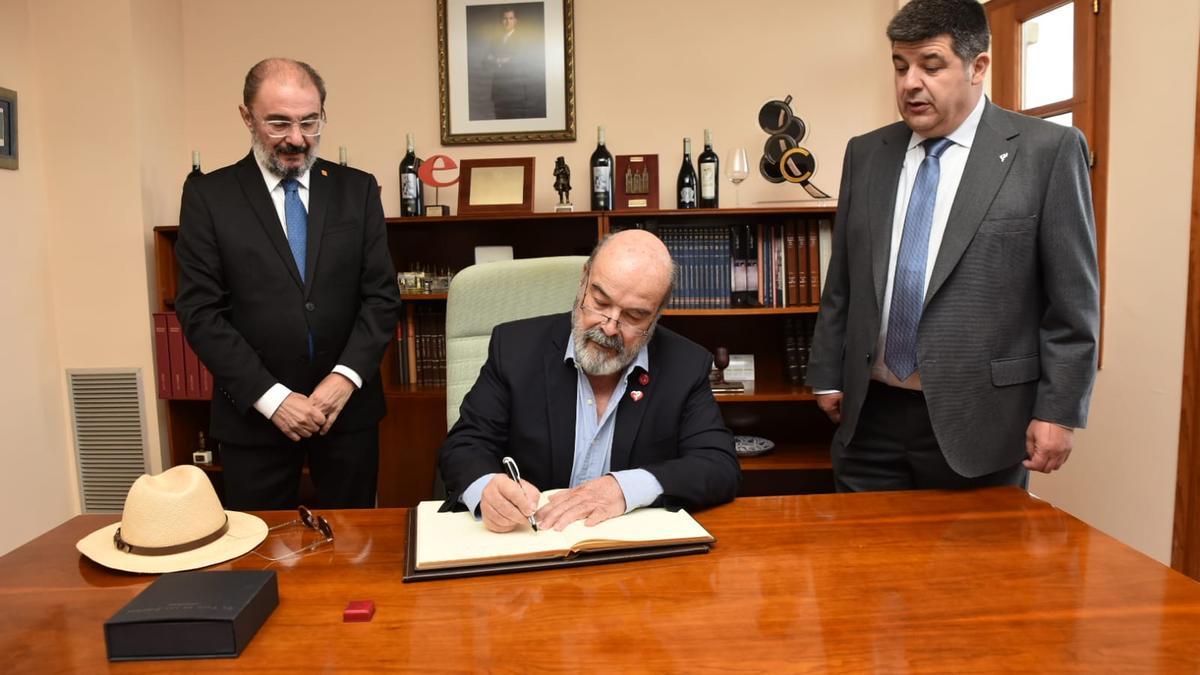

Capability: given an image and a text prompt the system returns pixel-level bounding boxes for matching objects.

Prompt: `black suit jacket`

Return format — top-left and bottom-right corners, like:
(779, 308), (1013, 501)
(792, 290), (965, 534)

(175, 153), (400, 445)
(439, 313), (740, 510)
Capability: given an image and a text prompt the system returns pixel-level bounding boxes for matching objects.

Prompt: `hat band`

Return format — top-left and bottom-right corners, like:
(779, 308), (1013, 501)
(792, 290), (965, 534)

(113, 515), (230, 556)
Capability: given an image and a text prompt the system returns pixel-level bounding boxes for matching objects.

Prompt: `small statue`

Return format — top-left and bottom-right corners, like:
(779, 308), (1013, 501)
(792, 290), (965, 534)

(553, 156), (572, 206)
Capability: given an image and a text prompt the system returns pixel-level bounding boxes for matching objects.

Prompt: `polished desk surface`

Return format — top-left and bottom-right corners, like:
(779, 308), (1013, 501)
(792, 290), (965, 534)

(4, 488), (1200, 673)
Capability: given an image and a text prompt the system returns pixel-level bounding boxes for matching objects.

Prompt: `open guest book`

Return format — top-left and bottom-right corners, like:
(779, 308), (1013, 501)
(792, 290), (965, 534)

(403, 490), (716, 582)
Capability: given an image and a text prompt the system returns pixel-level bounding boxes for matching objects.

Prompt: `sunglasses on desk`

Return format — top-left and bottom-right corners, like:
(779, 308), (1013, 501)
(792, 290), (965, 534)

(252, 506), (335, 562)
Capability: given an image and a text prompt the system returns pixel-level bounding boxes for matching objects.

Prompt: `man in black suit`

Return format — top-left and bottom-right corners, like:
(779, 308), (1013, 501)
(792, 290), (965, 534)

(439, 230), (740, 532)
(175, 58), (400, 509)
(807, 0), (1099, 491)
(484, 5), (545, 120)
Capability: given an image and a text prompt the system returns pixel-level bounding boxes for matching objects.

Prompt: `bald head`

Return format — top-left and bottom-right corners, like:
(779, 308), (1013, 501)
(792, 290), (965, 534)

(586, 230), (675, 310)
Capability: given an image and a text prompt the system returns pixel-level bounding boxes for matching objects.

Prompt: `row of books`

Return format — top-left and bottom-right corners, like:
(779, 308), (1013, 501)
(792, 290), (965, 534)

(152, 312), (213, 400)
(783, 315), (817, 385)
(617, 219), (832, 310)
(396, 304), (447, 386)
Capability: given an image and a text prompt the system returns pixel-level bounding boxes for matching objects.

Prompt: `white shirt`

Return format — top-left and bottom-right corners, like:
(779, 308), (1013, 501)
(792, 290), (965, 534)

(872, 94), (987, 390)
(251, 160), (362, 420)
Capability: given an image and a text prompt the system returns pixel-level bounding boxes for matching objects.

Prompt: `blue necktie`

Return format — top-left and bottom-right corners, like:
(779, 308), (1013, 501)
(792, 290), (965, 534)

(282, 178), (307, 282)
(282, 178), (314, 358)
(885, 137), (954, 381)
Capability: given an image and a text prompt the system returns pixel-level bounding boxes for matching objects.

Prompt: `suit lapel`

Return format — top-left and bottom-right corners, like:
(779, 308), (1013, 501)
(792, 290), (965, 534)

(235, 154), (304, 289)
(869, 124), (910, 310)
(544, 325), (577, 488)
(304, 160), (331, 298)
(926, 102), (1019, 304)
(611, 360), (651, 472)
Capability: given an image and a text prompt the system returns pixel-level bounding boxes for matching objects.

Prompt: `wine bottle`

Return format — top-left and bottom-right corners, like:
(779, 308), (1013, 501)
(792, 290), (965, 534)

(698, 129), (720, 208)
(186, 151), (203, 183)
(590, 126), (614, 211)
(676, 137), (697, 209)
(399, 133), (424, 217)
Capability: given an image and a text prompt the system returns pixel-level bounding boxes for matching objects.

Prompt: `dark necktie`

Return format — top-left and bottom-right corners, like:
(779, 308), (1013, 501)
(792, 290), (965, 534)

(884, 137), (954, 381)
(282, 178), (307, 282)
(282, 178), (314, 358)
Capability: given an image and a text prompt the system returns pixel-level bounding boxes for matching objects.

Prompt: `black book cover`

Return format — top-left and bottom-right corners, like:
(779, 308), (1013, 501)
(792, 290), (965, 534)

(104, 570), (278, 661)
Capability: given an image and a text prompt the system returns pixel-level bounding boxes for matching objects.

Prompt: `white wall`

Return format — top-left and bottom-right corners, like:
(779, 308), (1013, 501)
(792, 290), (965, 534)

(1028, 0), (1200, 564)
(0, 0), (76, 555)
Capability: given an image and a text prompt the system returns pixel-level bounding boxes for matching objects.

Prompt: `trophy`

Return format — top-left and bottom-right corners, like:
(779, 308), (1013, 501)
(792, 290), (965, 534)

(710, 346), (746, 394)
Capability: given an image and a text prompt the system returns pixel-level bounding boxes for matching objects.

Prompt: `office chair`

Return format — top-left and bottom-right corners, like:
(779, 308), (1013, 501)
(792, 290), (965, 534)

(435, 256), (588, 496)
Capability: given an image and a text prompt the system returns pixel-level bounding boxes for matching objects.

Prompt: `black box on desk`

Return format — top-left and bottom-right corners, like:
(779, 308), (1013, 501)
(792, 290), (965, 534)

(104, 570), (278, 661)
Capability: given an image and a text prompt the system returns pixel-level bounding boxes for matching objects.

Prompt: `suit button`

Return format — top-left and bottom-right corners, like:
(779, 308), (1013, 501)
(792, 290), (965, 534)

(305, 302), (316, 312)
(866, 353), (872, 363)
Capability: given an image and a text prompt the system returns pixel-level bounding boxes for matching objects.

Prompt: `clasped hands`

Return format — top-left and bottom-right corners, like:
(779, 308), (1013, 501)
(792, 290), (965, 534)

(480, 474), (627, 533)
(270, 373), (356, 441)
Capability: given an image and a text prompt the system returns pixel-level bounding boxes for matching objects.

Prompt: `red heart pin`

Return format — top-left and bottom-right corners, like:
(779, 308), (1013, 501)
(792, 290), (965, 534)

(639, 373), (650, 386)
(630, 390), (644, 402)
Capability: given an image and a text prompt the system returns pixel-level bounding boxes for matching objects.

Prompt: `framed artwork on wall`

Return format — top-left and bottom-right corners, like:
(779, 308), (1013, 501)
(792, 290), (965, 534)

(438, 0), (576, 144)
(0, 87), (17, 171)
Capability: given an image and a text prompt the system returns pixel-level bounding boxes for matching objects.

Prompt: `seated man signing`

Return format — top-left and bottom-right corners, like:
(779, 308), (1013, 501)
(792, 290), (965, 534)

(439, 229), (741, 532)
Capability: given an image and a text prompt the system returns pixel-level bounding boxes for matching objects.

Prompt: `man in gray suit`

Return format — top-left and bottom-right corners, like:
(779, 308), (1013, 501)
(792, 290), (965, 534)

(807, 0), (1099, 491)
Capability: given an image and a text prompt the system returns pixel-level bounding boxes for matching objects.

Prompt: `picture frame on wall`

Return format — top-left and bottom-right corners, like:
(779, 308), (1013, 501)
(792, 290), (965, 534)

(456, 157), (535, 214)
(438, 0), (576, 145)
(0, 87), (17, 171)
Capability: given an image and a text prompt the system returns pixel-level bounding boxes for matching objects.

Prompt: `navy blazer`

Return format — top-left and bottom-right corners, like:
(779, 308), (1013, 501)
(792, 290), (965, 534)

(439, 313), (740, 511)
(175, 153), (400, 445)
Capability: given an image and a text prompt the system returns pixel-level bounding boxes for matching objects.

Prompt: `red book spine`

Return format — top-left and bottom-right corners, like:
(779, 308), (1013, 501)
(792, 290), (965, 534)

(166, 313), (186, 399)
(784, 223), (800, 307)
(152, 313), (171, 399)
(183, 337), (200, 399)
(199, 361), (213, 400)
(806, 220), (821, 305)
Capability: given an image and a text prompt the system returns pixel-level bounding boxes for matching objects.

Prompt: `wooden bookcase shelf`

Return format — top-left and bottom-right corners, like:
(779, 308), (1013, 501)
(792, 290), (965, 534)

(152, 206), (837, 506)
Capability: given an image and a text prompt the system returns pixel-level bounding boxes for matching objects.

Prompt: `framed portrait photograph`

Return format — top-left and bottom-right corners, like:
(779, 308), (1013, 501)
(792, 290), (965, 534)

(0, 87), (17, 171)
(438, 0), (575, 144)
(456, 157), (535, 214)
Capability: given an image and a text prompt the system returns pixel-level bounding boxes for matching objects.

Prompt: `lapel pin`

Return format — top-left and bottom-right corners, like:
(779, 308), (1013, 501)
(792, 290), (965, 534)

(638, 373), (650, 386)
(999, 152), (1009, 163)
(321, 169), (329, 176)
(630, 390), (644, 402)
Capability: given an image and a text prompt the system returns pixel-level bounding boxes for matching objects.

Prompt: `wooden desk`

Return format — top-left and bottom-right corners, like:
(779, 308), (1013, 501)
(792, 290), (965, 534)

(4, 488), (1200, 672)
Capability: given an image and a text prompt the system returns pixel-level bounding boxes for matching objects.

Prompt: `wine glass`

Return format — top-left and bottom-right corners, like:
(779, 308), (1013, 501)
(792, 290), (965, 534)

(726, 148), (750, 206)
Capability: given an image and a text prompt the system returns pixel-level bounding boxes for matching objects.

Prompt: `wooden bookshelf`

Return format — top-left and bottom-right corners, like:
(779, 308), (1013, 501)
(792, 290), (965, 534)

(151, 206), (838, 506)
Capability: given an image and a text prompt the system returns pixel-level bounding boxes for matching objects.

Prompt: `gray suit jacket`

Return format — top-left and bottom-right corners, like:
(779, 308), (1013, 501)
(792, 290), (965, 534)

(806, 100), (1100, 477)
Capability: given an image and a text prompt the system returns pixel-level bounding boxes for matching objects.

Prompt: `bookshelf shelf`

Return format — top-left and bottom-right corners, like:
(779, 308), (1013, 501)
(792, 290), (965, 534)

(664, 306), (820, 317)
(739, 442), (832, 471)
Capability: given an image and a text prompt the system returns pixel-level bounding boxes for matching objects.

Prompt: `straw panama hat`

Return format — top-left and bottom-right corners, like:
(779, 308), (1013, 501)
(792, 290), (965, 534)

(76, 464), (268, 574)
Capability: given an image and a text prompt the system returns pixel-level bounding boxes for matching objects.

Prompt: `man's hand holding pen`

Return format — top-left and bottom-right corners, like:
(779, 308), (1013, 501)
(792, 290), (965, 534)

(480, 474), (541, 533)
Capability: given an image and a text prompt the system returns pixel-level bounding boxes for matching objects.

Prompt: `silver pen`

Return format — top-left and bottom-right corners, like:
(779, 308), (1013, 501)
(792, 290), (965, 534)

(501, 456), (538, 532)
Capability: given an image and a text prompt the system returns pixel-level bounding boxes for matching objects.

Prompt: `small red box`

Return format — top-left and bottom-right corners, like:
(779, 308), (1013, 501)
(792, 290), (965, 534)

(343, 600), (375, 623)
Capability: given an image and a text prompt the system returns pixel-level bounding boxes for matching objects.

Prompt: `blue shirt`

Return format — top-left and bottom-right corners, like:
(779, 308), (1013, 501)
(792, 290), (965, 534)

(460, 336), (664, 515)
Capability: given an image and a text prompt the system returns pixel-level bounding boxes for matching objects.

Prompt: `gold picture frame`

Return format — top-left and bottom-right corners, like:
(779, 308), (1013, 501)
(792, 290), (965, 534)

(437, 0), (576, 144)
(456, 157), (536, 214)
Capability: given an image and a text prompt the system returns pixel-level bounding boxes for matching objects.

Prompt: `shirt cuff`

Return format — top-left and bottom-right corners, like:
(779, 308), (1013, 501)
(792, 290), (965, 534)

(253, 383), (292, 420)
(611, 468), (663, 513)
(462, 473), (497, 519)
(813, 389), (841, 395)
(332, 365), (363, 388)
